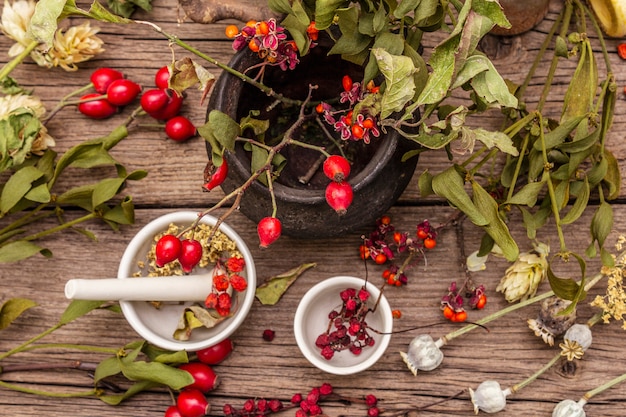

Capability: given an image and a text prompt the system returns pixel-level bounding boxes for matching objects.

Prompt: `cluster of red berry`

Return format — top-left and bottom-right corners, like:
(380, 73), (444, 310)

(204, 256), (248, 317)
(359, 216), (437, 286)
(323, 154), (353, 215)
(78, 67), (141, 119)
(155, 233), (203, 273)
(77, 66), (196, 142)
(440, 280), (487, 323)
(164, 338), (233, 417)
(315, 286), (375, 360)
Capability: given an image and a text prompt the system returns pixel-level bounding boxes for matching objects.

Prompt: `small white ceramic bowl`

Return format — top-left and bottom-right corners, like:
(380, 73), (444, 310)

(117, 211), (256, 352)
(294, 276), (392, 375)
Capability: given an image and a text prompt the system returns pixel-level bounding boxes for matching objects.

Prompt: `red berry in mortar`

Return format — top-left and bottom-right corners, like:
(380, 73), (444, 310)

(140, 88), (169, 114)
(90, 67), (123, 94)
(176, 389), (210, 417)
(77, 93), (117, 119)
(323, 155), (351, 182)
(165, 116), (197, 142)
(106, 78), (142, 106)
(257, 217), (281, 248)
(196, 338), (234, 364)
(164, 406), (184, 417)
(178, 239), (203, 273)
(179, 362), (219, 393)
(155, 234), (182, 267)
(155, 65), (171, 89)
(325, 181), (353, 215)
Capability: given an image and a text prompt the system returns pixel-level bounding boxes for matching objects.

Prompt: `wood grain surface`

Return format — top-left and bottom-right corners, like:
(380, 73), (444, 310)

(2, 0), (626, 416)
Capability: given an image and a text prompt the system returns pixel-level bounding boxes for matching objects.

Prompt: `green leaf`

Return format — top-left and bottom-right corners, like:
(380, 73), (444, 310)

(102, 196), (135, 225)
(94, 356), (122, 382)
(119, 358), (193, 389)
(586, 202), (613, 257)
(505, 178), (546, 207)
(472, 128), (518, 156)
(431, 167), (488, 226)
(106, 0), (152, 18)
(1, 166), (44, 214)
(28, 0), (66, 47)
(92, 177), (125, 208)
(602, 149), (621, 200)
(207, 110), (241, 152)
(24, 183), (51, 204)
(546, 253), (587, 314)
(372, 48), (416, 119)
(471, 180), (518, 261)
(0, 240), (51, 263)
(418, 170), (434, 197)
(561, 40), (597, 124)
(534, 115), (586, 151)
(329, 7), (372, 61)
(98, 380), (159, 405)
(314, 0), (346, 30)
(560, 177), (589, 225)
(0, 298), (37, 330)
(58, 300), (105, 325)
(256, 263), (316, 305)
(469, 56), (518, 108)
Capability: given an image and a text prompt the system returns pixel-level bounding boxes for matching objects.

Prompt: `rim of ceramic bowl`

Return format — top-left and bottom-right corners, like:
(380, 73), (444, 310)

(117, 211), (256, 351)
(294, 276), (392, 375)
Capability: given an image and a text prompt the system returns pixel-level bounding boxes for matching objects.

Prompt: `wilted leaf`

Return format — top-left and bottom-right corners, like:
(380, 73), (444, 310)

(173, 306), (225, 341)
(561, 40), (597, 123)
(431, 167), (487, 226)
(0, 298), (37, 330)
(256, 263), (316, 305)
(0, 240), (51, 263)
(472, 128), (518, 156)
(372, 48), (416, 119)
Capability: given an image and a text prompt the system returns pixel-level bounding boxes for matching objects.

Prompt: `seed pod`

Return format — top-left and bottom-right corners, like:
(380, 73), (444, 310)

(469, 380), (510, 414)
(552, 399), (586, 417)
(399, 334), (444, 375)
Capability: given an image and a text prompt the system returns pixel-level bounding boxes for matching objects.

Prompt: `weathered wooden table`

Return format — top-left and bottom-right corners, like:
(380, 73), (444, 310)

(2, 0), (626, 415)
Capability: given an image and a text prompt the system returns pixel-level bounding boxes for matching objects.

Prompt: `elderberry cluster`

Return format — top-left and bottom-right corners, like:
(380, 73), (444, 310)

(315, 287), (375, 360)
(359, 215), (437, 286)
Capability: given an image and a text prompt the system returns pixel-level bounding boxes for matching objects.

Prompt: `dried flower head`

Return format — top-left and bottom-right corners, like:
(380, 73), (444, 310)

(591, 235), (626, 329)
(552, 399), (586, 417)
(469, 380), (509, 414)
(527, 296), (576, 346)
(0, 93), (56, 156)
(496, 242), (549, 303)
(400, 334), (444, 375)
(559, 339), (585, 361)
(45, 22), (105, 71)
(0, 0), (35, 57)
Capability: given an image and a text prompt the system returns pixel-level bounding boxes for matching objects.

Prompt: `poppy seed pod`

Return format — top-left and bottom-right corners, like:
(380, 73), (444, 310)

(399, 334), (444, 375)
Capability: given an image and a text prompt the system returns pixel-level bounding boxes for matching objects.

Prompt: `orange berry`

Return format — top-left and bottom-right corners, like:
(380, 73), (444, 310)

(393, 232), (402, 244)
(351, 124), (364, 139)
(315, 103), (324, 114)
(476, 294), (487, 310)
(257, 21), (269, 35)
(225, 25), (239, 38)
(392, 309), (402, 319)
(246, 20), (257, 27)
(359, 244), (370, 260)
(424, 237), (436, 249)
(362, 118), (375, 129)
(248, 41), (260, 52)
(442, 305), (454, 320)
(382, 269), (391, 279)
(380, 215), (391, 225)
(306, 21), (319, 41)
(374, 253), (387, 265)
(453, 310), (468, 322)
(417, 229), (428, 240)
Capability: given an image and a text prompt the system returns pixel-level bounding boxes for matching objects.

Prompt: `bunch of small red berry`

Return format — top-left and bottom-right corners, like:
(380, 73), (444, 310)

(359, 215), (437, 286)
(204, 256), (248, 317)
(440, 280), (487, 323)
(223, 383), (380, 417)
(164, 338), (233, 417)
(315, 286), (375, 360)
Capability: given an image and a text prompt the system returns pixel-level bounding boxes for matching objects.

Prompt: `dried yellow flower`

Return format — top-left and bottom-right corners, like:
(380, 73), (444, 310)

(590, 235), (626, 329)
(46, 22), (105, 71)
(0, 0), (35, 57)
(559, 339), (585, 361)
(496, 242), (549, 303)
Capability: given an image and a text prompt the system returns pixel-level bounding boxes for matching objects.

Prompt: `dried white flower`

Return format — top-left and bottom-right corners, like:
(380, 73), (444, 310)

(469, 380), (510, 414)
(0, 0), (35, 56)
(45, 22), (105, 71)
(552, 399), (586, 417)
(496, 242), (549, 302)
(399, 334), (444, 375)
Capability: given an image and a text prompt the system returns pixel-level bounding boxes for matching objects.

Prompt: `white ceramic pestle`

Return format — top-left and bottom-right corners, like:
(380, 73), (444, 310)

(64, 274), (213, 302)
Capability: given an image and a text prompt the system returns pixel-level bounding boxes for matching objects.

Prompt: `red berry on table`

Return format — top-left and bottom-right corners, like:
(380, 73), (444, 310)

(155, 65), (171, 89)
(196, 338), (234, 364)
(323, 155), (351, 182)
(164, 405), (184, 417)
(325, 181), (353, 215)
(178, 362), (220, 393)
(178, 239), (203, 273)
(90, 67), (123, 94)
(106, 78), (142, 106)
(452, 310), (467, 322)
(475, 294), (487, 309)
(257, 217), (281, 248)
(155, 234), (182, 267)
(149, 89), (183, 120)
(140, 88), (169, 114)
(423, 237), (436, 249)
(165, 116), (197, 142)
(262, 329), (275, 341)
(176, 389), (210, 417)
(77, 93), (117, 119)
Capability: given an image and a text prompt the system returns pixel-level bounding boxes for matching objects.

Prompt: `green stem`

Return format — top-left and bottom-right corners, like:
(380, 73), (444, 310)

(0, 380), (97, 398)
(510, 352), (561, 393)
(0, 324), (63, 361)
(583, 372), (626, 402)
(0, 40), (39, 81)
(439, 273), (604, 345)
(16, 343), (118, 355)
(21, 213), (98, 242)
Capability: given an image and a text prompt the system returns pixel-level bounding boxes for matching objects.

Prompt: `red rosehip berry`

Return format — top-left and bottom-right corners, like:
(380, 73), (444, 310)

(323, 155), (351, 182)
(140, 88), (169, 114)
(164, 405), (184, 417)
(149, 89), (183, 120)
(90, 67), (123, 94)
(165, 116), (197, 142)
(106, 78), (142, 106)
(178, 239), (203, 273)
(155, 65), (171, 89)
(178, 362), (220, 393)
(257, 217), (282, 248)
(202, 159), (229, 191)
(155, 234), (182, 267)
(325, 181), (353, 215)
(77, 93), (117, 119)
(196, 338), (234, 364)
(176, 389), (210, 417)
